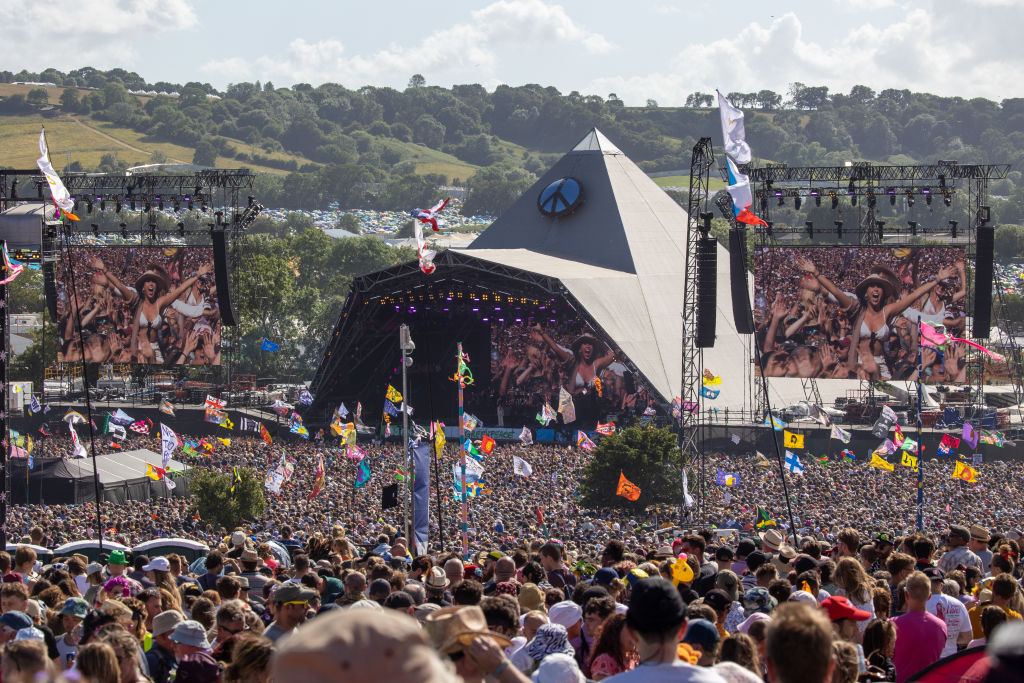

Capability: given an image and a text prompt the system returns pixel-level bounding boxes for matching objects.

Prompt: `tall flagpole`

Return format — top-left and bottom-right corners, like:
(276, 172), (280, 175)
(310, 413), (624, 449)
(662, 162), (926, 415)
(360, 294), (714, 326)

(457, 342), (468, 560)
(916, 329), (924, 532)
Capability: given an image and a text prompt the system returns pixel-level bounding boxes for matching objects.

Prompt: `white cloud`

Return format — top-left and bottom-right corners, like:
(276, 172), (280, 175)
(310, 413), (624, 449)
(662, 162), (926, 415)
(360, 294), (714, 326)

(0, 0), (198, 69)
(200, 0), (612, 87)
(583, 7), (1024, 105)
(654, 5), (682, 14)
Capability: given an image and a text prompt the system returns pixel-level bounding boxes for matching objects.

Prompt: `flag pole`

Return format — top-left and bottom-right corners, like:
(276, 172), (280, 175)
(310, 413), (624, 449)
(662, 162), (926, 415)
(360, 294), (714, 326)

(753, 344), (800, 548)
(457, 342), (468, 560)
(916, 327), (924, 532)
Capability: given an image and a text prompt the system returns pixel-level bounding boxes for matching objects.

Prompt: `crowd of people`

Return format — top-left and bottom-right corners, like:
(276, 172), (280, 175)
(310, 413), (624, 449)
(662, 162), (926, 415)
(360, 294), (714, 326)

(753, 247), (968, 382)
(57, 247), (222, 366)
(3, 427), (1024, 681)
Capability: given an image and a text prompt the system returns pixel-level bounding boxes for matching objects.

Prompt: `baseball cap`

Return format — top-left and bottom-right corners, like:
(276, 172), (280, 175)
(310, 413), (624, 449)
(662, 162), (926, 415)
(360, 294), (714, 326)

(745, 551), (768, 572)
(625, 568), (649, 590)
(922, 566), (945, 581)
(0, 611), (33, 632)
(142, 557), (170, 573)
(703, 588), (732, 613)
(948, 525), (970, 543)
(794, 554), (822, 575)
(716, 570), (740, 602)
(274, 584), (317, 605)
(592, 567), (619, 586)
(682, 619), (720, 648)
(821, 596), (871, 622)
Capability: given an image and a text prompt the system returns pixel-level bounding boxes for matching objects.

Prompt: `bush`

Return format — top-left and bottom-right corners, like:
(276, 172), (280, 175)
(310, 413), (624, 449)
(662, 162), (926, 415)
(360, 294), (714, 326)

(190, 467), (266, 531)
(579, 427), (682, 509)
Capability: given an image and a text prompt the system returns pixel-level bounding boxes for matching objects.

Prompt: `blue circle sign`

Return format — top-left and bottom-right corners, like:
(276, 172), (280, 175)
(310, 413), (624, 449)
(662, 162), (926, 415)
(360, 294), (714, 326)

(537, 177), (583, 217)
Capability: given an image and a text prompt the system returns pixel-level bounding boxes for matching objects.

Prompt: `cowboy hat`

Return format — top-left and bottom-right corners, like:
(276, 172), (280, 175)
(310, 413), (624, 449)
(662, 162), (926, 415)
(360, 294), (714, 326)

(135, 265), (170, 295)
(758, 528), (785, 553)
(854, 266), (899, 301)
(423, 606), (512, 655)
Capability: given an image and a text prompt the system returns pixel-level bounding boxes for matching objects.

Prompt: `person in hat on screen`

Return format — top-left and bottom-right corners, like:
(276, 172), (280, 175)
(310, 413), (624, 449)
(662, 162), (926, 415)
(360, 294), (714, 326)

(424, 605), (526, 683)
(264, 584), (317, 643)
(967, 525), (993, 573)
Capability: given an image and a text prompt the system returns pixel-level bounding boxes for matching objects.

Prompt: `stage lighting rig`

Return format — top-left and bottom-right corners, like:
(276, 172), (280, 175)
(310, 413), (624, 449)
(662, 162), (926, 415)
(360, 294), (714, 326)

(888, 188), (896, 206)
(120, 223), (128, 239)
(793, 192), (802, 210)
(906, 190), (915, 208)
(830, 191), (838, 210)
(811, 189), (821, 207)
(86, 198), (93, 214)
(876, 220), (886, 240)
(805, 221), (814, 238)
(943, 190), (951, 207)
(908, 220), (918, 236)
(977, 205), (991, 226)
(923, 188), (932, 206)
(949, 220), (958, 238)
(834, 220), (843, 238)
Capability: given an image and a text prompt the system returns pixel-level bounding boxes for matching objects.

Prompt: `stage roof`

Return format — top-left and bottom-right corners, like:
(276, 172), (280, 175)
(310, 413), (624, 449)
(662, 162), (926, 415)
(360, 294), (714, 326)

(53, 449), (189, 484)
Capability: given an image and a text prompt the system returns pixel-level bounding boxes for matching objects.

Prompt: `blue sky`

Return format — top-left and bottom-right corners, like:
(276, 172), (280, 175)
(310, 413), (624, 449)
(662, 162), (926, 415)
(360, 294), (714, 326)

(3, 0), (1021, 105)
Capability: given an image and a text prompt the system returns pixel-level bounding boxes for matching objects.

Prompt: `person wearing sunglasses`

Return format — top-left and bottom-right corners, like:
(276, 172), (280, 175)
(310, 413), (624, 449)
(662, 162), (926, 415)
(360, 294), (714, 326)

(211, 600), (247, 664)
(264, 584), (316, 644)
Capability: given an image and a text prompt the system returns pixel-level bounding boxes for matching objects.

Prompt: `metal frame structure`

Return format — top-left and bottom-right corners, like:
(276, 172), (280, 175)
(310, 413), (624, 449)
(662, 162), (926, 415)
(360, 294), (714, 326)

(679, 137), (713, 522)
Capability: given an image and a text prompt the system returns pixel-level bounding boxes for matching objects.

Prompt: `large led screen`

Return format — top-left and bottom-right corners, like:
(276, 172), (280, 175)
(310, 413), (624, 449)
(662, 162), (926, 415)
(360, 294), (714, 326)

(490, 320), (652, 425)
(753, 246), (971, 382)
(57, 247), (222, 365)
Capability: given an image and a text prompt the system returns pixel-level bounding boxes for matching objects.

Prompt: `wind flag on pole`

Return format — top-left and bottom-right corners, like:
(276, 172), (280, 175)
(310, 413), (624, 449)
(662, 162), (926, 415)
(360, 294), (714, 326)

(717, 91), (752, 164)
(538, 403), (557, 426)
(463, 439), (484, 461)
(411, 196), (450, 232)
(941, 434), (960, 450)
(0, 243), (25, 285)
(159, 400), (175, 416)
(962, 422), (979, 450)
(901, 452), (919, 470)
(755, 505), (776, 528)
(259, 423), (272, 445)
(615, 471), (641, 501)
(461, 413), (479, 432)
(783, 430), (804, 449)
(28, 395), (41, 415)
(702, 369), (723, 386)
(784, 451), (803, 475)
(102, 414), (126, 440)
(725, 157), (768, 227)
(480, 435), (496, 455)
(205, 395), (225, 410)
(355, 459), (372, 488)
(519, 426), (533, 445)
(870, 453), (895, 471)
(63, 410), (86, 425)
(715, 470), (739, 486)
(36, 127), (78, 221)
(700, 386), (720, 399)
(764, 414), (787, 430)
(595, 422), (616, 436)
(298, 389), (314, 406)
(385, 385), (403, 403)
(260, 338), (279, 352)
(160, 423), (178, 468)
(146, 464), (166, 481)
(69, 423), (88, 458)
(308, 455), (325, 500)
(230, 466), (242, 495)
(831, 424), (851, 444)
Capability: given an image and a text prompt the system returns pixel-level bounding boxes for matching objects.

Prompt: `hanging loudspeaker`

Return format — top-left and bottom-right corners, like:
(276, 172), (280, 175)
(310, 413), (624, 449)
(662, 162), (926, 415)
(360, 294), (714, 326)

(729, 227), (754, 334)
(696, 238), (717, 348)
(42, 261), (58, 320)
(211, 230), (238, 326)
(973, 224), (993, 339)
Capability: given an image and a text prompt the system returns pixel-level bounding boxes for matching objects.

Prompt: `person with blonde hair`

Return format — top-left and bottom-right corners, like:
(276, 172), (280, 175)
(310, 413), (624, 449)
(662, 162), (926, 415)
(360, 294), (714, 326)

(98, 628), (150, 683)
(832, 557), (875, 630)
(892, 572), (946, 683)
(76, 641), (122, 683)
(223, 633), (272, 683)
(1, 639), (51, 682)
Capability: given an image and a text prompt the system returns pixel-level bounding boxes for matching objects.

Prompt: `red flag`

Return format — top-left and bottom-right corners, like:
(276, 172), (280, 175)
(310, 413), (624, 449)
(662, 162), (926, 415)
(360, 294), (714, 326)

(260, 423), (272, 445)
(308, 455), (325, 500)
(535, 506), (544, 525)
(941, 434), (960, 449)
(480, 435), (496, 455)
(595, 422), (616, 436)
(735, 208), (768, 227)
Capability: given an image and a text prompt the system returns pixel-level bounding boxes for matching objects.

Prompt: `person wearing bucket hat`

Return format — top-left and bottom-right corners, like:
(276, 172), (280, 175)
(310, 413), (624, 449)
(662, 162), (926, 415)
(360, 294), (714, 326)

(106, 550), (128, 578)
(530, 652), (585, 683)
(147, 611), (184, 683)
(169, 619), (211, 656)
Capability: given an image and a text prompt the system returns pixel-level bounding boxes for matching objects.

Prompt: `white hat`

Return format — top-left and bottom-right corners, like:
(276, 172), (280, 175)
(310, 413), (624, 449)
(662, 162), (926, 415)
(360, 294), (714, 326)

(788, 590), (818, 605)
(142, 557), (170, 573)
(531, 653), (585, 683)
(547, 601), (582, 628)
(14, 627), (45, 642)
(230, 531), (246, 547)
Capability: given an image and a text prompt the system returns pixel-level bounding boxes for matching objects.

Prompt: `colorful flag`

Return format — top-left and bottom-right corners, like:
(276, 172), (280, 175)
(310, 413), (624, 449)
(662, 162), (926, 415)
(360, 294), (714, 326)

(941, 434), (960, 450)
(28, 395), (41, 414)
(937, 442), (952, 456)
(538, 403), (557, 426)
(901, 452), (919, 470)
(715, 470), (739, 486)
(336, 403), (349, 418)
(892, 425), (905, 448)
(463, 438), (484, 461)
(595, 422), (616, 436)
(830, 424), (851, 444)
(873, 440), (897, 458)
(217, 437), (231, 446)
(702, 369), (723, 386)
(102, 414), (127, 440)
(755, 452), (772, 467)
(63, 409), (86, 425)
(755, 505), (776, 528)
(783, 430), (804, 449)
(577, 431), (597, 451)
(259, 423), (272, 445)
(385, 385), (403, 403)
(230, 466), (242, 495)
(129, 420), (150, 435)
(480, 435), (496, 455)
(412, 196), (450, 232)
(807, 405), (833, 426)
(146, 464), (166, 481)
(731, 434), (741, 445)
(308, 455), (325, 500)
(900, 438), (919, 453)
(717, 91), (752, 164)
(383, 400), (399, 417)
(700, 386), (720, 399)
(205, 395), (225, 410)
(432, 421), (446, 451)
(160, 423), (178, 468)
(842, 449), (855, 461)
(784, 451), (803, 475)
(725, 156), (767, 227)
(36, 128), (78, 221)
(290, 423), (309, 438)
(962, 422), (979, 450)
(347, 444), (366, 461)
(461, 413), (479, 431)
(513, 455), (533, 477)
(519, 426), (533, 445)
(355, 459), (372, 488)
(616, 471), (641, 501)
(221, 417), (234, 430)
(870, 454), (895, 471)
(205, 407), (227, 424)
(558, 387), (576, 424)
(260, 338), (279, 352)
(953, 461), (978, 483)
(298, 389), (314, 406)
(159, 400), (175, 416)
(815, 455), (829, 465)
(764, 414), (786, 430)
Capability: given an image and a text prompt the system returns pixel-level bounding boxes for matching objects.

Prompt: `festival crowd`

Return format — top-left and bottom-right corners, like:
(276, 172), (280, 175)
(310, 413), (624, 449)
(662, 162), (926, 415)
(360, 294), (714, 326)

(2, 430), (1024, 682)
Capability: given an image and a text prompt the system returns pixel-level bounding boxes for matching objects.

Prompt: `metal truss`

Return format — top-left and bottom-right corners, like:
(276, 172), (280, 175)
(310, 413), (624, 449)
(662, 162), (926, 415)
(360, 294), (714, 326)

(747, 162), (1010, 184)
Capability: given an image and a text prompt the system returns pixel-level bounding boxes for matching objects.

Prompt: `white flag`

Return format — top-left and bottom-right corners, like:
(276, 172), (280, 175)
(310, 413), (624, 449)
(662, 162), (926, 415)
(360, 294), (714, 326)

(165, 478), (177, 491)
(519, 426), (533, 445)
(682, 468), (695, 507)
(513, 455), (533, 477)
(717, 91), (752, 164)
(36, 128), (76, 216)
(726, 157), (753, 213)
(69, 423), (88, 459)
(160, 423), (178, 468)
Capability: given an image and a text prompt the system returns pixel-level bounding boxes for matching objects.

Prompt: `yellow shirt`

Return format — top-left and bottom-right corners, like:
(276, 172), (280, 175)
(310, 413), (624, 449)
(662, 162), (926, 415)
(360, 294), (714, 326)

(967, 602), (1022, 639)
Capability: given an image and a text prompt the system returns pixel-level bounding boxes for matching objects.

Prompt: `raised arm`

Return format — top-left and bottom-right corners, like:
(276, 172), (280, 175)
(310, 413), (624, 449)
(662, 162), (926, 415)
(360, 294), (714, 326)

(796, 257), (854, 310)
(159, 262), (213, 309)
(89, 257), (137, 302)
(887, 265), (957, 317)
(529, 324), (570, 363)
(762, 295), (788, 353)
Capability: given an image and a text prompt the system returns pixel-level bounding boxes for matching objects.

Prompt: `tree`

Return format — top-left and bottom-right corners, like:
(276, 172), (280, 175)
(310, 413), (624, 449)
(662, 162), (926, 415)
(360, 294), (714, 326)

(462, 166), (535, 216)
(645, 99), (658, 108)
(579, 427), (682, 509)
(26, 88), (48, 106)
(193, 139), (218, 166)
(8, 314), (56, 385)
(334, 213), (362, 234)
(993, 225), (1024, 261)
(149, 149), (169, 164)
(59, 87), (80, 112)
(408, 74), (426, 89)
(190, 467), (266, 532)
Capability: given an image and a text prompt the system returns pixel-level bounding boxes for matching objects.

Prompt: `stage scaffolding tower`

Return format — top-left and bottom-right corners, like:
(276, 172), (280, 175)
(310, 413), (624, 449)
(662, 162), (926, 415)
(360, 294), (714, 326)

(680, 137), (713, 523)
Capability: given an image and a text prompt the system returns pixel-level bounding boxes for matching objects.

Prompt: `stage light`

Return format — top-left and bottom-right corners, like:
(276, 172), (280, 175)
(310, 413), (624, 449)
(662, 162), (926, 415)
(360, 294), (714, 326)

(943, 191), (951, 207)
(848, 178), (855, 195)
(830, 191), (838, 210)
(765, 221), (774, 237)
(909, 220), (918, 235)
(115, 199), (122, 213)
(834, 220), (843, 238)
(888, 187), (897, 206)
(805, 221), (814, 238)
(73, 198), (80, 212)
(173, 196), (180, 212)
(794, 195), (802, 210)
(949, 220), (958, 238)
(867, 191), (876, 208)
(86, 198), (93, 214)
(100, 198), (106, 211)
(777, 195), (785, 207)
(851, 194), (857, 207)
(876, 220), (886, 240)
(906, 190), (915, 208)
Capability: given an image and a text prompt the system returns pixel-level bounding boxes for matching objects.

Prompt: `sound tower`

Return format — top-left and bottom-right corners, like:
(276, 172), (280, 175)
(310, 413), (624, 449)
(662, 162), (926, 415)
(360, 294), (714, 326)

(211, 230), (238, 326)
(696, 237), (717, 348)
(42, 225), (58, 321)
(728, 227), (754, 334)
(973, 224), (994, 338)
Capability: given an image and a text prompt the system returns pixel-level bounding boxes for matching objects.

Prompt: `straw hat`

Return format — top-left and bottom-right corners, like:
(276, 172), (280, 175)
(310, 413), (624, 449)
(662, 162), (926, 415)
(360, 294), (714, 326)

(423, 606), (512, 655)
(855, 265), (899, 301)
(135, 265), (170, 295)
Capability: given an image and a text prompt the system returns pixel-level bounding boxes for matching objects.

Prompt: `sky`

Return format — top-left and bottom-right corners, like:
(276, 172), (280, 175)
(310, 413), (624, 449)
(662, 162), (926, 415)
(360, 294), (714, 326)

(2, 0), (1022, 105)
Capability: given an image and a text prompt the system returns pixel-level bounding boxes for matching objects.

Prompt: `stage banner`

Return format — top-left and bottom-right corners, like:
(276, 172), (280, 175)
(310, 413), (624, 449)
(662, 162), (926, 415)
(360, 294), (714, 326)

(442, 426), (522, 441)
(412, 443), (431, 556)
(752, 246), (975, 383)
